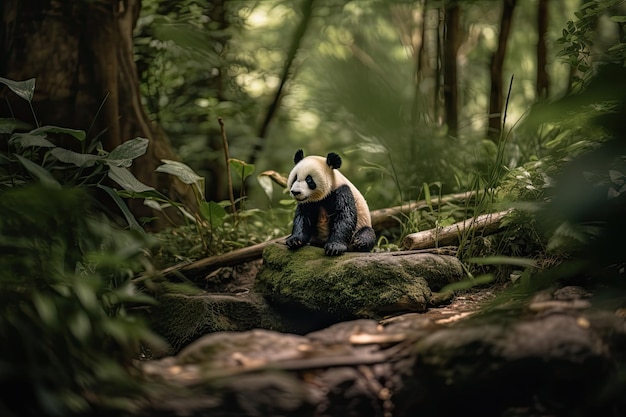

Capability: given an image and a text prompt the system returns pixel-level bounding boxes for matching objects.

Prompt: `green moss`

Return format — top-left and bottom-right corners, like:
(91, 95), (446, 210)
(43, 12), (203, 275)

(149, 292), (284, 353)
(255, 244), (463, 319)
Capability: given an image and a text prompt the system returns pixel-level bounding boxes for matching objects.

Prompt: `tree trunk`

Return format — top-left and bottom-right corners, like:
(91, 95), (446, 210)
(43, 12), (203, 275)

(0, 0), (196, 230)
(487, 0), (517, 142)
(443, 2), (461, 137)
(536, 0), (550, 99)
(433, 6), (444, 125)
(413, 1), (440, 126)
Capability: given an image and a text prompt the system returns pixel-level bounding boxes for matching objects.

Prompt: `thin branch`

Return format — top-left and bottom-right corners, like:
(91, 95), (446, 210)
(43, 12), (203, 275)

(218, 117), (236, 214)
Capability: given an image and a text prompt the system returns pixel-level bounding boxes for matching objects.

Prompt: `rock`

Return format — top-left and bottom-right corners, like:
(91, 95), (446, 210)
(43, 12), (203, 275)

(138, 287), (626, 417)
(392, 312), (616, 416)
(177, 329), (310, 367)
(254, 244), (464, 330)
(149, 291), (284, 355)
(148, 263), (285, 354)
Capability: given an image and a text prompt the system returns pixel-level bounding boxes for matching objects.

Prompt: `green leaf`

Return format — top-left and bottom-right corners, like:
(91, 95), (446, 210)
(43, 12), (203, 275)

(0, 77), (35, 102)
(50, 148), (101, 167)
(107, 165), (155, 193)
(10, 133), (56, 148)
(467, 256), (537, 268)
(608, 43), (626, 52)
(609, 170), (625, 184)
(580, 1), (596, 10)
(229, 158), (254, 180)
(73, 280), (98, 312)
(440, 274), (495, 293)
(199, 200), (227, 227)
(156, 159), (204, 184)
(257, 174), (274, 200)
(33, 292), (58, 325)
(610, 15), (626, 22)
(14, 154), (61, 188)
(106, 137), (149, 167)
(0, 118), (16, 134)
(97, 185), (144, 232)
(545, 130), (572, 149)
(30, 125), (86, 141)
(68, 312), (91, 341)
(153, 22), (220, 64)
(356, 143), (387, 154)
(116, 188), (170, 202)
(422, 182), (432, 209)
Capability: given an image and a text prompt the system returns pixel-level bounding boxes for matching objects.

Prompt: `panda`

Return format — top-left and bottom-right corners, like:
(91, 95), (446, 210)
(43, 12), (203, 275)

(285, 149), (376, 256)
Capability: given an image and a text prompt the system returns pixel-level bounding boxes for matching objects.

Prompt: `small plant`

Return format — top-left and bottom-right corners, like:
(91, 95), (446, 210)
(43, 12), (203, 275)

(0, 77), (185, 231)
(150, 158), (293, 266)
(557, 0), (626, 91)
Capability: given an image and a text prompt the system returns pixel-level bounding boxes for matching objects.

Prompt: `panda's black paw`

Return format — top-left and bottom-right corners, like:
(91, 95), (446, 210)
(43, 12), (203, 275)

(324, 242), (347, 256)
(352, 226), (377, 252)
(286, 235), (305, 250)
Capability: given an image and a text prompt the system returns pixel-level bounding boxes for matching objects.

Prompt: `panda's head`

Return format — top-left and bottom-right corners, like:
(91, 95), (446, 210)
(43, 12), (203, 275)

(287, 149), (342, 203)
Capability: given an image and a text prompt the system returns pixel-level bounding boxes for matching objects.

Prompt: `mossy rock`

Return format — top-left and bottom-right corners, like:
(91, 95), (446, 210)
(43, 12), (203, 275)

(255, 244), (464, 321)
(149, 290), (284, 355)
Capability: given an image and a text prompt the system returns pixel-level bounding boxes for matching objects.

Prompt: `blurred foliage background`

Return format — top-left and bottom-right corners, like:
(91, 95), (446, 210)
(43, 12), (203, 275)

(131, 0), (626, 264)
(134, 0), (619, 207)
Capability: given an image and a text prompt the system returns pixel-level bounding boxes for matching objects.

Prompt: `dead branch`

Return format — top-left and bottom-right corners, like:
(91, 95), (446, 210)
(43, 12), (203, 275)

(402, 209), (513, 250)
(258, 170), (288, 188)
(157, 191), (484, 281)
(159, 237), (286, 282)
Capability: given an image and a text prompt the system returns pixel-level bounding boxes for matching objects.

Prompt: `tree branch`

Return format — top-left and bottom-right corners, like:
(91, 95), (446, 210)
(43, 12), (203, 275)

(250, 0), (315, 165)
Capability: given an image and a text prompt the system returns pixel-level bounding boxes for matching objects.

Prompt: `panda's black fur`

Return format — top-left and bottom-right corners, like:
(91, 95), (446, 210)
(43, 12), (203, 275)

(285, 149), (376, 256)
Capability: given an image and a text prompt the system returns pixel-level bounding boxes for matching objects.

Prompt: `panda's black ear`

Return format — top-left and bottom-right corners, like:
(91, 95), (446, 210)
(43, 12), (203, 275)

(294, 149), (304, 164)
(326, 153), (342, 169)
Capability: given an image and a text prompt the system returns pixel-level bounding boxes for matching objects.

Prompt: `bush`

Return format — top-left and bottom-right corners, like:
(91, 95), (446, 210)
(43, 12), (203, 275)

(0, 185), (164, 417)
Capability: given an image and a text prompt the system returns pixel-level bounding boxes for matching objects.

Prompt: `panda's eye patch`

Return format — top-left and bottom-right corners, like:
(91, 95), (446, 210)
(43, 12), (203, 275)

(305, 175), (316, 189)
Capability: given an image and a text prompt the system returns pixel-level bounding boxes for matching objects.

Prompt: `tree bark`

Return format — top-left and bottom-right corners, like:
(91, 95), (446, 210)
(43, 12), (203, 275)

(413, 1), (441, 127)
(487, 0), (517, 142)
(443, 2), (461, 137)
(536, 0), (550, 99)
(0, 0), (196, 230)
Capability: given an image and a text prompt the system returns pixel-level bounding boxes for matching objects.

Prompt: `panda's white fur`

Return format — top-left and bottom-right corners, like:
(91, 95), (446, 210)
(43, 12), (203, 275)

(287, 155), (372, 232)
(286, 150), (375, 256)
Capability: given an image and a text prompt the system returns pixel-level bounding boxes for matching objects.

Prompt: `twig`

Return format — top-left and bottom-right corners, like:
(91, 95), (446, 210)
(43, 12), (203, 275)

(218, 117), (236, 214)
(501, 74), (514, 140)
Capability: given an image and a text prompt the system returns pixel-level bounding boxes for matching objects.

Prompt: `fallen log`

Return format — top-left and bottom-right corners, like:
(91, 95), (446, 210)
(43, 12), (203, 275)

(370, 190), (481, 230)
(157, 191), (488, 281)
(159, 237), (287, 282)
(402, 209), (513, 250)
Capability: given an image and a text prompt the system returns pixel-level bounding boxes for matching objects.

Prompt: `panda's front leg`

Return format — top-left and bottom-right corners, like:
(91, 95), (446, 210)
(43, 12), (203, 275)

(286, 204), (315, 250)
(324, 186), (357, 256)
